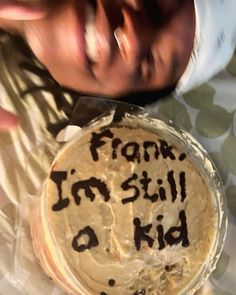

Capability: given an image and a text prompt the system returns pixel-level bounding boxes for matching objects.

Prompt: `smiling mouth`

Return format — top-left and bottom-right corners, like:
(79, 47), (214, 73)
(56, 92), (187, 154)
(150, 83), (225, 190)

(85, 0), (98, 64)
(84, 0), (124, 68)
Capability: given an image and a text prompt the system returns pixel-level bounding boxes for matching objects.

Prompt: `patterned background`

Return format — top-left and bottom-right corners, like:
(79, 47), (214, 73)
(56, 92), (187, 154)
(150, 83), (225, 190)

(148, 52), (236, 295)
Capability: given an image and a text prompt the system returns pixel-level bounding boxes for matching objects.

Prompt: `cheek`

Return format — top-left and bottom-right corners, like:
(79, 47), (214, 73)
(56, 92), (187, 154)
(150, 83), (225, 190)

(24, 27), (72, 90)
(24, 20), (54, 65)
(44, 64), (101, 95)
(93, 58), (136, 94)
(24, 20), (72, 84)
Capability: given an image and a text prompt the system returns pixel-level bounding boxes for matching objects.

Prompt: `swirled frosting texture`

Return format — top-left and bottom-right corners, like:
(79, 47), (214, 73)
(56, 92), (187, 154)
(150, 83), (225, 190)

(35, 123), (217, 295)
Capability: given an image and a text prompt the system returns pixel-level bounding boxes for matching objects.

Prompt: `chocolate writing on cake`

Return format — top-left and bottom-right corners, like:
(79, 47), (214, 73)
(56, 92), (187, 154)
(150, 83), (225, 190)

(50, 128), (190, 254)
(89, 128), (179, 163)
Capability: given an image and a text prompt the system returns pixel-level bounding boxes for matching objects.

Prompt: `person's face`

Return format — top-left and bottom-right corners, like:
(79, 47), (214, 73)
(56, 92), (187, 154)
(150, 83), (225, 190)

(21, 0), (195, 97)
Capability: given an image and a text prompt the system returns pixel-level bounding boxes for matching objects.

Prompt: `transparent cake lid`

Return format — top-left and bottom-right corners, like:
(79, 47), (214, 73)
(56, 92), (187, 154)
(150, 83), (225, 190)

(34, 96), (228, 295)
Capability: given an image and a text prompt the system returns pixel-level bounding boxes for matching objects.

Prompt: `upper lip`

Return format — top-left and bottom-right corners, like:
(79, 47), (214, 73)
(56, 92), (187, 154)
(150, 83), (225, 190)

(85, 0), (114, 75)
(80, 0), (124, 77)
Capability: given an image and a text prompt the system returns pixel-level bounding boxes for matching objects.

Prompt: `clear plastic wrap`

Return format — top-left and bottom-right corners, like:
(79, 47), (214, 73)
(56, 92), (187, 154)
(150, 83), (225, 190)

(1, 97), (228, 295)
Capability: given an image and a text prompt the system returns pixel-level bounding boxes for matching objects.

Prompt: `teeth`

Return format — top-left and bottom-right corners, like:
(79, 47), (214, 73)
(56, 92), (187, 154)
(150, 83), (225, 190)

(85, 3), (98, 63)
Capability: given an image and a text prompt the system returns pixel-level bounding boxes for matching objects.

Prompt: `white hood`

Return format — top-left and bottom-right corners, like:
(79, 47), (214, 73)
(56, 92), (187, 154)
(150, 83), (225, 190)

(175, 0), (236, 95)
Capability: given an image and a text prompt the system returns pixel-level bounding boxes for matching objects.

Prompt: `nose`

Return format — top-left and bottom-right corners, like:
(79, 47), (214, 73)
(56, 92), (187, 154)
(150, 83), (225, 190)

(114, 5), (152, 70)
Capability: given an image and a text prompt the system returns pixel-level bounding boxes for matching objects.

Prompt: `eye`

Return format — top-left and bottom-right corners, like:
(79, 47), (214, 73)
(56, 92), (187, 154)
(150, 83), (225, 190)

(142, 0), (162, 22)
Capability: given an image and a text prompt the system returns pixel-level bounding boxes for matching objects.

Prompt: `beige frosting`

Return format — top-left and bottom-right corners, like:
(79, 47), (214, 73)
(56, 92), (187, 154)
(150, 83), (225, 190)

(32, 118), (218, 295)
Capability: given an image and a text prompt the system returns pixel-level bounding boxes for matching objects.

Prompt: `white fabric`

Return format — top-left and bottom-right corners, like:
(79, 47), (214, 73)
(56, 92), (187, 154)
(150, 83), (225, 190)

(176, 0), (236, 94)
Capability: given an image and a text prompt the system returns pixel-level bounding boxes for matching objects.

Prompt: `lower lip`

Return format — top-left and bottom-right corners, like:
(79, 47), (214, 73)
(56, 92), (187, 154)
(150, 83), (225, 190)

(74, 2), (89, 70)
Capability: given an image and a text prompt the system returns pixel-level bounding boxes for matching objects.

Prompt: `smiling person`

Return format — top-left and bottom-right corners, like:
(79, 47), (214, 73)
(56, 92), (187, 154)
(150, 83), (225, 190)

(0, 0), (236, 129)
(0, 0), (196, 94)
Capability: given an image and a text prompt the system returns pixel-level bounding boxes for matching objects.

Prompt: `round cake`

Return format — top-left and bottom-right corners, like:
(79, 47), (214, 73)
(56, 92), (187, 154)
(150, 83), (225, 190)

(31, 113), (225, 295)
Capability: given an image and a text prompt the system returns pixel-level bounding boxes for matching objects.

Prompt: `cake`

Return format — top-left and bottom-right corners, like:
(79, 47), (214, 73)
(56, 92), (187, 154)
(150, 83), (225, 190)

(31, 113), (225, 295)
